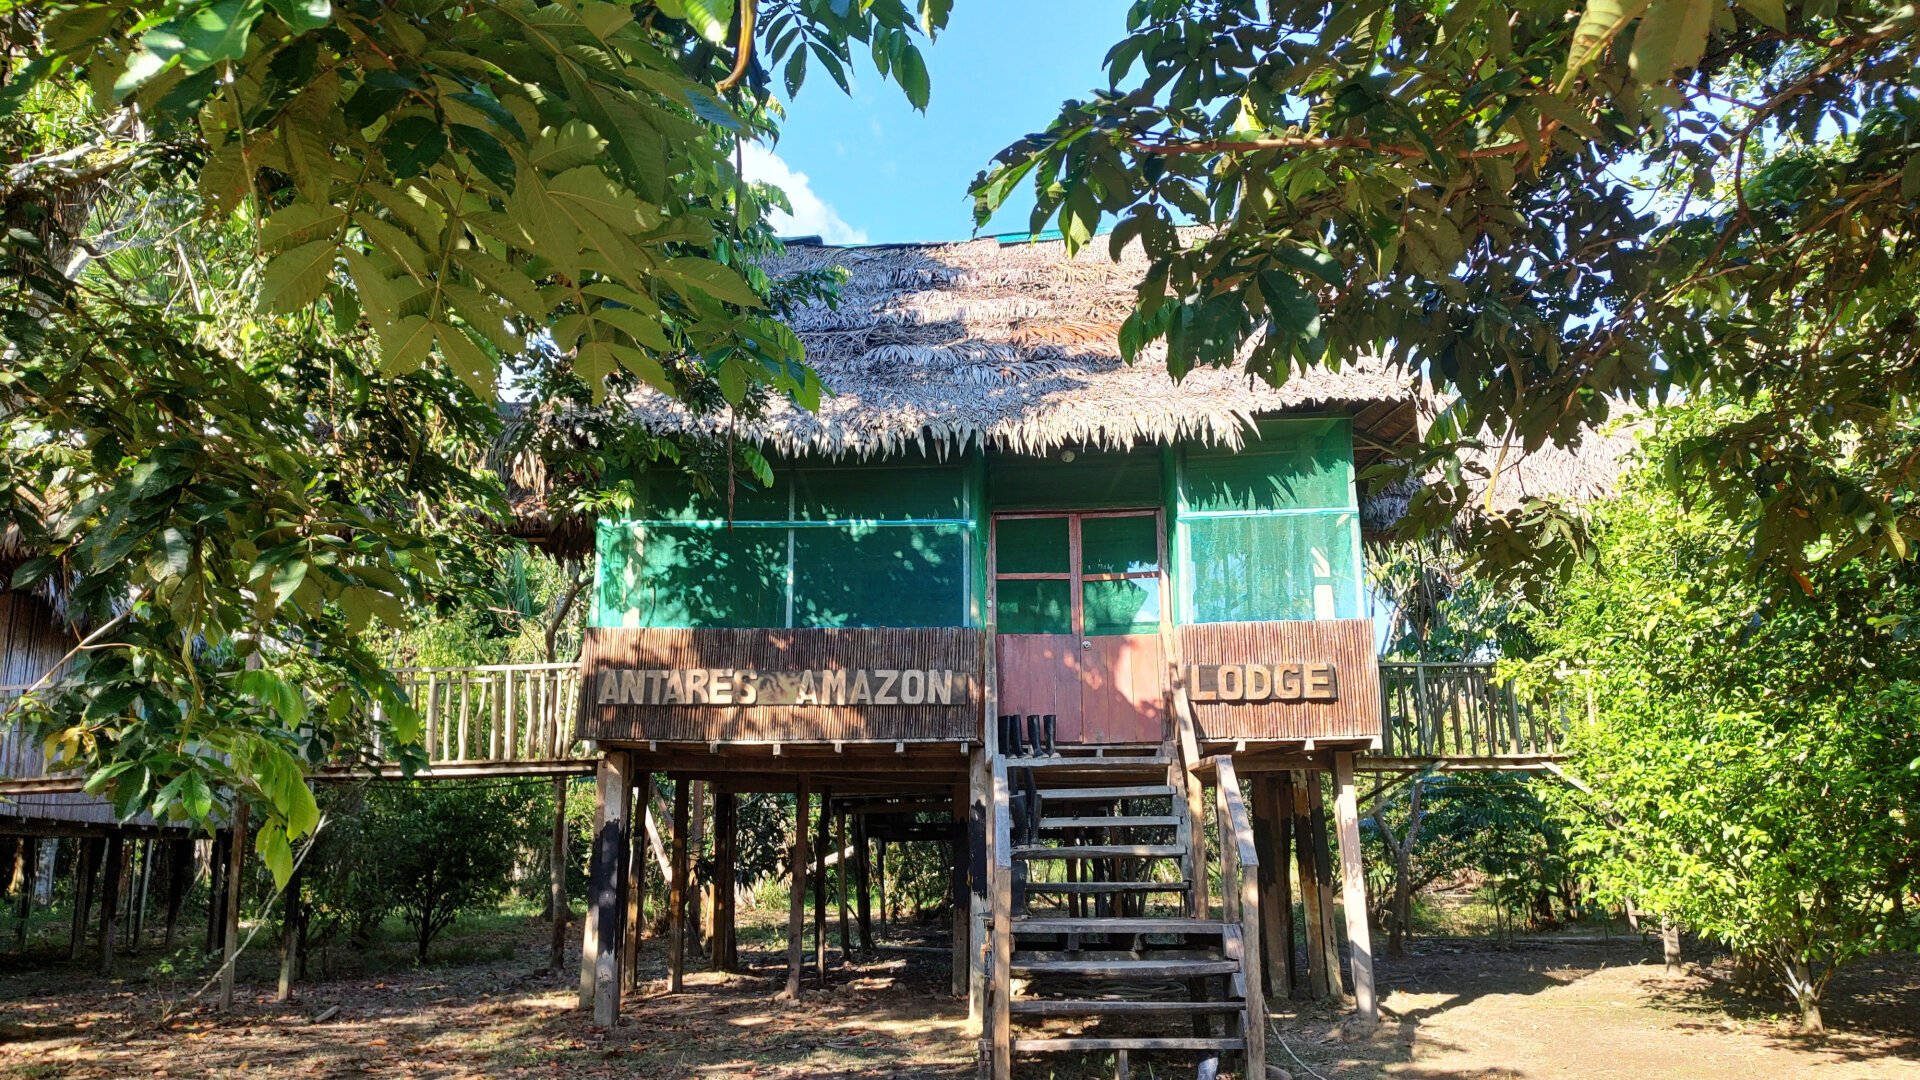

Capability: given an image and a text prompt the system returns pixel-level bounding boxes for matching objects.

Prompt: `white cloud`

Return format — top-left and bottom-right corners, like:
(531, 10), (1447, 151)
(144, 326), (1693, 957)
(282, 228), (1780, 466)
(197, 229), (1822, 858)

(739, 142), (868, 245)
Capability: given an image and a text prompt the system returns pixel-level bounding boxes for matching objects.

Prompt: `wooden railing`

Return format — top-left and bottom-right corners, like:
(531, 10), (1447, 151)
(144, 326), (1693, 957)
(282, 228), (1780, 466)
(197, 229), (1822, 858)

(1376, 662), (1566, 759)
(392, 662), (587, 764)
(1209, 755), (1266, 1078)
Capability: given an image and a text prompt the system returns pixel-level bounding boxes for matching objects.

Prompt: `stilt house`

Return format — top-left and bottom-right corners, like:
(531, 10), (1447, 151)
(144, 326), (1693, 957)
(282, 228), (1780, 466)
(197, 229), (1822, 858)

(574, 236), (1425, 1077)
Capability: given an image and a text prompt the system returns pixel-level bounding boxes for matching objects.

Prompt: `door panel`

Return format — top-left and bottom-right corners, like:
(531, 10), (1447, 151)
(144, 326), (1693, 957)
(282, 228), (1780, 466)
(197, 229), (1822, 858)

(995, 634), (1084, 744)
(1081, 633), (1165, 743)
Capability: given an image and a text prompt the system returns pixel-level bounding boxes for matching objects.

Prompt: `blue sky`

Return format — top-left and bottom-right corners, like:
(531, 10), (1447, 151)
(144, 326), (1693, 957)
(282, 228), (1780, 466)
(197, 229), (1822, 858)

(744, 1), (1135, 245)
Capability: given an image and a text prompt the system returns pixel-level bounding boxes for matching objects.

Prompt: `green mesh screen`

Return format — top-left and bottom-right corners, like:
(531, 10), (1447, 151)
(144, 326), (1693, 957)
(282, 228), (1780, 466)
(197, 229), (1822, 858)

(1183, 513), (1361, 622)
(793, 525), (969, 627)
(1178, 418), (1362, 623)
(989, 449), (1163, 509)
(1081, 515), (1158, 574)
(995, 517), (1070, 574)
(1083, 578), (1162, 635)
(1183, 418), (1354, 513)
(593, 460), (974, 629)
(995, 579), (1071, 634)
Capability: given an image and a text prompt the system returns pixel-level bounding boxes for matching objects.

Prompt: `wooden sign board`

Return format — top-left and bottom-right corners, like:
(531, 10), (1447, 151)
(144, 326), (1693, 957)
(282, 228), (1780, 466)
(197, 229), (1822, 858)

(593, 667), (971, 707)
(1179, 619), (1380, 742)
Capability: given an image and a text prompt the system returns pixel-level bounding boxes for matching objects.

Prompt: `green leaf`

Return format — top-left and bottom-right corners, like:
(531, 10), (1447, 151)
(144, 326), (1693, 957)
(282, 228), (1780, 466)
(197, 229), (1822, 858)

(256, 821), (294, 886)
(257, 238), (339, 312)
(1902, 155), (1920, 202)
(1560, 0), (1653, 90)
(376, 315), (437, 373)
(895, 44), (930, 111)
(1630, 0), (1712, 81)
(265, 0), (330, 32)
(1734, 0), (1787, 30)
(128, 0), (268, 92)
(668, 0), (733, 44)
(547, 165), (653, 231)
(380, 115), (448, 179)
(438, 326), (498, 397)
(659, 256), (763, 308)
(530, 120), (606, 172)
(450, 123), (516, 190)
(236, 668), (308, 726)
(269, 557), (309, 608)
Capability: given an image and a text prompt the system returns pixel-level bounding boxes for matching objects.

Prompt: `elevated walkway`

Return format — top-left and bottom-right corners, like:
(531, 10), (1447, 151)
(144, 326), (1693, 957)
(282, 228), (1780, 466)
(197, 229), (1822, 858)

(1362, 662), (1572, 773)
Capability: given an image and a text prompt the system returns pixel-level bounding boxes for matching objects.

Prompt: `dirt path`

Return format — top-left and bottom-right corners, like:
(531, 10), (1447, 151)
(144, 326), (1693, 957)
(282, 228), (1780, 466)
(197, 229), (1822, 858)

(0, 923), (1913, 1078)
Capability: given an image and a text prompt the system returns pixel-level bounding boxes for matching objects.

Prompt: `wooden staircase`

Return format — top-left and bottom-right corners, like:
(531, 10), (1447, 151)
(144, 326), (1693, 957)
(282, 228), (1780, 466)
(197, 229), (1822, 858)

(986, 749), (1266, 1078)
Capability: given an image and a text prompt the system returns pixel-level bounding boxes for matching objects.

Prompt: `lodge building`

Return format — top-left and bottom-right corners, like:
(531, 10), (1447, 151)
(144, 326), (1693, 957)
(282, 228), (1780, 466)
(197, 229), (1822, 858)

(568, 234), (1430, 1079)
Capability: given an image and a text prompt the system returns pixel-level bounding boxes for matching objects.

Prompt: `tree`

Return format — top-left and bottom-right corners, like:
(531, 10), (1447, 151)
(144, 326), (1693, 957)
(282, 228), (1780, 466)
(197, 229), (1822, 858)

(1518, 405), (1920, 1032)
(0, 0), (944, 872)
(976, 0), (1920, 580)
(355, 778), (544, 963)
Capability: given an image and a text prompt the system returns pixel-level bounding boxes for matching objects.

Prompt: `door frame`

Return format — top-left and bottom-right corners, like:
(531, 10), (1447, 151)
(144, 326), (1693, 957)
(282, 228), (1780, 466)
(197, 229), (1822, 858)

(986, 507), (1173, 745)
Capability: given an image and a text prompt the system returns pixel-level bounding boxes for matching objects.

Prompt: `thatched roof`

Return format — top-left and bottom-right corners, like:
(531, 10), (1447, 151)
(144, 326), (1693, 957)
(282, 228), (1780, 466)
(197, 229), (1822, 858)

(623, 236), (1423, 460)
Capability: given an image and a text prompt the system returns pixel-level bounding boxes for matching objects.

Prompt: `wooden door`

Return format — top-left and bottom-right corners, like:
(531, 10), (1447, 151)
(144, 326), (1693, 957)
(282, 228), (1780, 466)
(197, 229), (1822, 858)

(992, 511), (1167, 745)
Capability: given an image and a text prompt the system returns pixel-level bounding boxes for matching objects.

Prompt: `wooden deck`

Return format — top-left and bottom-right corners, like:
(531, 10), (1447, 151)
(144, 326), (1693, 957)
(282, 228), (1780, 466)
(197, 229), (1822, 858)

(1363, 662), (1571, 771)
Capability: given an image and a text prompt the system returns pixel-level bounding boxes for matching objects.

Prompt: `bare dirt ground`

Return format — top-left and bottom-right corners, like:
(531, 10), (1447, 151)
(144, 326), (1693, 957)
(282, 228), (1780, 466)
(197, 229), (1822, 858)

(0, 915), (1914, 1079)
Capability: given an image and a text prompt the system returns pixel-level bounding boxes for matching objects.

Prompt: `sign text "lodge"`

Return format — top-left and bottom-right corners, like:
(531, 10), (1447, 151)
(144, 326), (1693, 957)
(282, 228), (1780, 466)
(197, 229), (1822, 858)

(1187, 662), (1339, 703)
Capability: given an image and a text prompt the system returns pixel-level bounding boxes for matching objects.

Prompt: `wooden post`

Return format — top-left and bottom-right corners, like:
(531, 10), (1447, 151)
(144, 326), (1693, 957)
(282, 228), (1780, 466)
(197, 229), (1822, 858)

(14, 836), (36, 952)
(1252, 774), (1292, 999)
(129, 838), (152, 950)
(1274, 774), (1299, 995)
(276, 858), (303, 1002)
(204, 832), (225, 958)
(579, 762), (610, 1009)
(667, 777), (690, 993)
(589, 752), (633, 1027)
(219, 802), (248, 1009)
(854, 813), (874, 952)
(712, 790), (736, 973)
(813, 788), (829, 982)
(988, 759), (1014, 1080)
(97, 833), (125, 977)
(549, 776), (570, 973)
(950, 784), (968, 999)
(163, 837), (191, 952)
(875, 838), (888, 936)
(835, 810), (851, 957)
(967, 747), (990, 1027)
(1291, 773), (1334, 999)
(690, 781), (708, 954)
(1306, 770), (1345, 1000)
(784, 776), (810, 999)
(1331, 753), (1377, 1024)
(622, 772), (647, 991)
(69, 837), (99, 961)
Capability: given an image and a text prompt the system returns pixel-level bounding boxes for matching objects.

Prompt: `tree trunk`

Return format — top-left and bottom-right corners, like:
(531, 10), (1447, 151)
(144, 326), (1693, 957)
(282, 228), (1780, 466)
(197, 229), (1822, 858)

(1388, 847), (1413, 957)
(1782, 954), (1826, 1034)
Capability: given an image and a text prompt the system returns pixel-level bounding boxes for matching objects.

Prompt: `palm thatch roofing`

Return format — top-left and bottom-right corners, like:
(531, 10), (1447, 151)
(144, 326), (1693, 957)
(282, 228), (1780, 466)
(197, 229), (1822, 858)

(623, 235), (1424, 462)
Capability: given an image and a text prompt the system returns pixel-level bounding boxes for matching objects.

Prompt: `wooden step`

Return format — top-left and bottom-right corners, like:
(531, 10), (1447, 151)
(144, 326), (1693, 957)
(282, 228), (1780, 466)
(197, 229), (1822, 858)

(1025, 880), (1188, 895)
(1012, 917), (1224, 935)
(1035, 784), (1175, 801)
(1008, 754), (1170, 768)
(1014, 844), (1182, 860)
(1012, 958), (1240, 979)
(1039, 815), (1181, 829)
(1010, 999), (1244, 1017)
(1013, 1036), (1246, 1053)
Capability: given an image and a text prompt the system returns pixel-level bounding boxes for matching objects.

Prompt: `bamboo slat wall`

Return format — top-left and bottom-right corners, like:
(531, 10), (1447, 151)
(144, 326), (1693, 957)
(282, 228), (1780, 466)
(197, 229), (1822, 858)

(577, 626), (984, 745)
(0, 592), (138, 825)
(1376, 662), (1565, 758)
(1178, 618), (1381, 743)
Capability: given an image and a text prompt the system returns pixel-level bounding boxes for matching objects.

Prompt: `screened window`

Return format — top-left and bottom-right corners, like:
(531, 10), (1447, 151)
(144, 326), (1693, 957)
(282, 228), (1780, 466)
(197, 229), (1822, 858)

(592, 463), (974, 629)
(993, 511), (1164, 637)
(1178, 418), (1363, 623)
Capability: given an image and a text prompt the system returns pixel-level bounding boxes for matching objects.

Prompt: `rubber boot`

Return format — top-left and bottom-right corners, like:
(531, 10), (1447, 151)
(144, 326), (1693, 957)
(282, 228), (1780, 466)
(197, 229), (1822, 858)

(1026, 715), (1044, 759)
(1005, 714), (1025, 756)
(1042, 713), (1057, 757)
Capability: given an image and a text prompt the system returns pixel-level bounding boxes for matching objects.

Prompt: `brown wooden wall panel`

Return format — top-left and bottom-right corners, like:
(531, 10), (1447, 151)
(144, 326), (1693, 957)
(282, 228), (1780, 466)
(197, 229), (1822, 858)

(1178, 619), (1381, 743)
(578, 627), (984, 745)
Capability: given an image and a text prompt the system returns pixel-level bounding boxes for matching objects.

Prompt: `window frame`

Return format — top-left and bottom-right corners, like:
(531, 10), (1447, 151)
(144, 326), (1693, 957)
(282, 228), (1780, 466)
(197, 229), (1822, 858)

(990, 508), (1167, 637)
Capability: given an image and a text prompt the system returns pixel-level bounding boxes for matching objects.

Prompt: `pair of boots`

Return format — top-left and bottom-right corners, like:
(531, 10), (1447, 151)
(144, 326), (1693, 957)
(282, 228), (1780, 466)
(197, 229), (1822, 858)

(998, 713), (1056, 757)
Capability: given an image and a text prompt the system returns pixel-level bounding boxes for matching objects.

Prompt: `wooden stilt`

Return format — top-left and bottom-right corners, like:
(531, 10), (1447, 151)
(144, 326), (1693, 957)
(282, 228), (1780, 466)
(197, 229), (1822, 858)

(967, 747), (990, 1027)
(785, 776), (810, 999)
(1252, 774), (1290, 999)
(950, 783), (968, 999)
(813, 788), (829, 981)
(875, 838), (888, 937)
(97, 834), (125, 977)
(1291, 772), (1334, 999)
(129, 838), (151, 950)
(69, 837), (99, 961)
(590, 752), (634, 1027)
(1306, 770), (1346, 1000)
(549, 775), (570, 974)
(14, 837), (36, 952)
(667, 776), (690, 993)
(163, 837), (191, 952)
(623, 772), (648, 991)
(1332, 752), (1378, 1024)
(277, 858), (303, 1002)
(1274, 773), (1299, 995)
(204, 833), (225, 959)
(219, 802), (248, 1009)
(854, 813), (873, 951)
(690, 781), (708, 955)
(712, 790), (736, 973)
(835, 810), (850, 957)
(579, 763), (611, 1009)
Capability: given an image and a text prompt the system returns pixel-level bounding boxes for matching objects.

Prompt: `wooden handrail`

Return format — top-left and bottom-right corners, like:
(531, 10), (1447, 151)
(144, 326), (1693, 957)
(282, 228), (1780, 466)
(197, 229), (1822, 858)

(1210, 756), (1259, 872)
(1208, 753), (1264, 1077)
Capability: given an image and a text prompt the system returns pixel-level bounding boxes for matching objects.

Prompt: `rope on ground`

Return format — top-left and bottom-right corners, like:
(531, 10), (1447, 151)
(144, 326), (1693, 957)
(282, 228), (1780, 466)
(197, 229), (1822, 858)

(1268, 1019), (1335, 1080)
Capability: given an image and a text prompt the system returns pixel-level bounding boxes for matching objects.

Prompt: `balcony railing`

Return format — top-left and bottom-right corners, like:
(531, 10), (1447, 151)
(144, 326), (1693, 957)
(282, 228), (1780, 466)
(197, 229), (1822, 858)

(1376, 662), (1567, 760)
(393, 662), (587, 764)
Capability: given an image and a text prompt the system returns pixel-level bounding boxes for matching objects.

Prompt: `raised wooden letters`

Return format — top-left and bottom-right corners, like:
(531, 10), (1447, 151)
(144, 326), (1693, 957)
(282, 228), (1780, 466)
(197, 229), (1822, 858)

(594, 667), (970, 708)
